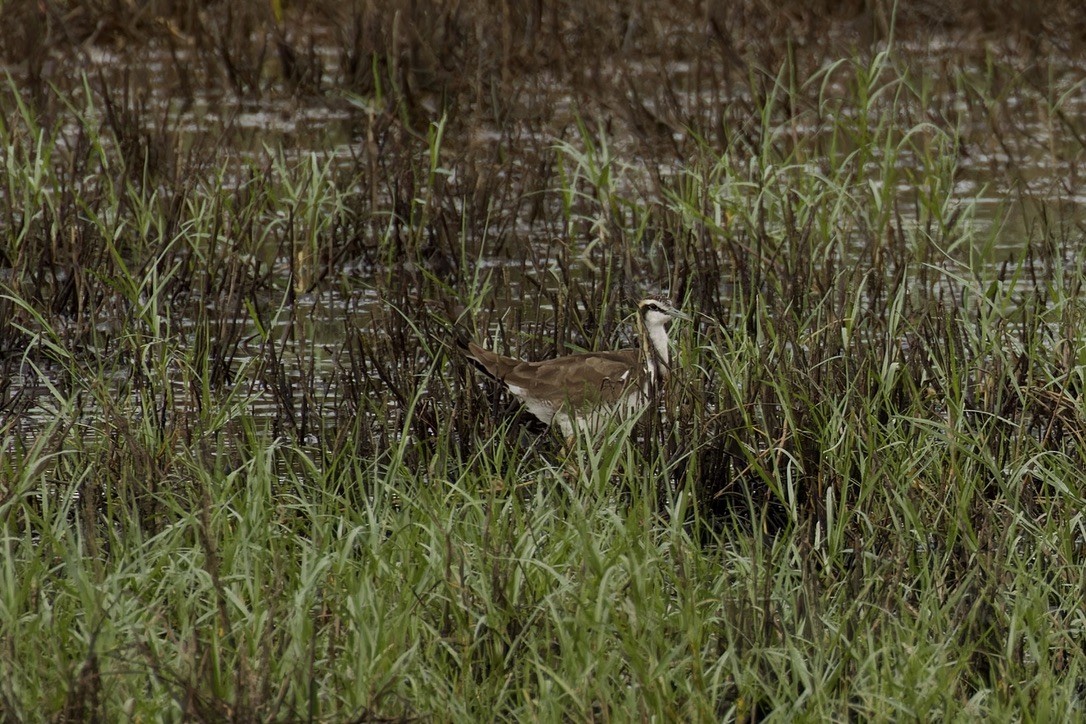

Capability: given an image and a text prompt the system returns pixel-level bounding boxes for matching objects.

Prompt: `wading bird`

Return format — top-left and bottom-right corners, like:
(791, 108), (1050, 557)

(460, 298), (690, 438)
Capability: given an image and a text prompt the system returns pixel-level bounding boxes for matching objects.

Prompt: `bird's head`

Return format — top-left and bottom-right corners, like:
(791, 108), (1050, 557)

(637, 298), (690, 333)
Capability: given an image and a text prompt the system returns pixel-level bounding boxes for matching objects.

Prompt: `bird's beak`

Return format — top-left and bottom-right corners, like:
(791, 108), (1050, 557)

(668, 308), (692, 321)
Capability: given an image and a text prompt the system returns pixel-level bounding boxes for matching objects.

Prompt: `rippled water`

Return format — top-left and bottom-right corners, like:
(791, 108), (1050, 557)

(3, 29), (1085, 442)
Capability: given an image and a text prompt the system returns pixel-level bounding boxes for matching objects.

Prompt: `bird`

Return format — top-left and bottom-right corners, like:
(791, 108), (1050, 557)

(459, 298), (690, 438)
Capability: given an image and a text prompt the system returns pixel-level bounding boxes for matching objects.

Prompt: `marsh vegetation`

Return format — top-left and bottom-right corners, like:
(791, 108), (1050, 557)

(2, 0), (1086, 719)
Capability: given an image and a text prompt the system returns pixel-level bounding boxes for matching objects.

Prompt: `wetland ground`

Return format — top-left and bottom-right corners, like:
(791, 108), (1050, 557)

(2, 0), (1086, 719)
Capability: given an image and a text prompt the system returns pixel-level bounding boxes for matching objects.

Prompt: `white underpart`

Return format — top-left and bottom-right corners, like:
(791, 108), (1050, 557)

(512, 380), (645, 438)
(507, 383), (557, 425)
(553, 411), (575, 438)
(642, 309), (672, 386)
(553, 395), (649, 439)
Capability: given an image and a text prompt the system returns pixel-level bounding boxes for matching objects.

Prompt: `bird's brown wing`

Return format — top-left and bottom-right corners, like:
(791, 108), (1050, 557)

(462, 341), (642, 405)
(501, 350), (642, 409)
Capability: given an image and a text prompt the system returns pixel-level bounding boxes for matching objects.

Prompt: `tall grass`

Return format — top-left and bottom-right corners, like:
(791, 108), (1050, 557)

(2, 2), (1086, 720)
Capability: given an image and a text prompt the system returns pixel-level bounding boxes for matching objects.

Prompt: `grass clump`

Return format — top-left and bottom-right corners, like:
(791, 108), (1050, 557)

(2, 1), (1086, 720)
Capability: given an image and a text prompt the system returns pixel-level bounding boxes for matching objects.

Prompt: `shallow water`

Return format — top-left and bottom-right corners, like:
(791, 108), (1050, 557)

(3, 24), (1085, 443)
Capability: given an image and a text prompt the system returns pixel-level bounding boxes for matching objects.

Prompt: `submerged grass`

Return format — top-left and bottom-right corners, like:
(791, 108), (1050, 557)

(2, 1), (1086, 720)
